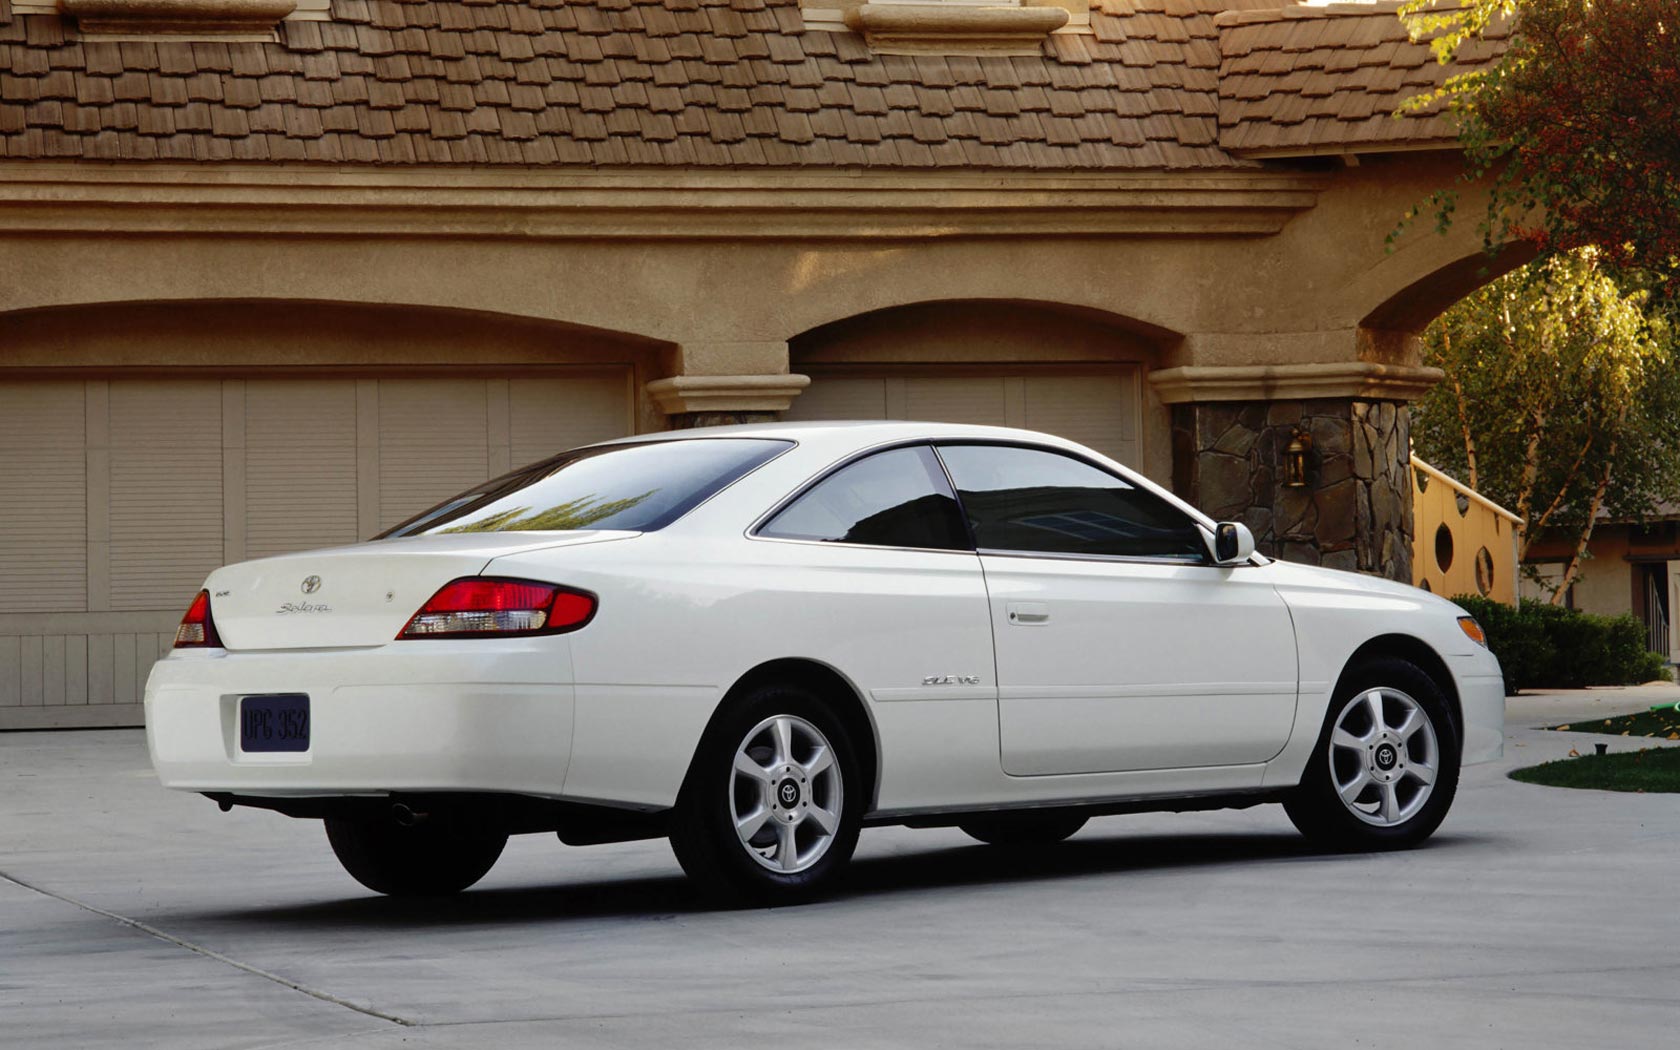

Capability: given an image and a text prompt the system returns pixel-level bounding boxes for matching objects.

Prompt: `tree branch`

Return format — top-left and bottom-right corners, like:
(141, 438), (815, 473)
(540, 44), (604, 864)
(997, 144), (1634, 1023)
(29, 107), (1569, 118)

(1445, 329), (1480, 489)
(1553, 451), (1615, 605)
(1528, 432), (1595, 540)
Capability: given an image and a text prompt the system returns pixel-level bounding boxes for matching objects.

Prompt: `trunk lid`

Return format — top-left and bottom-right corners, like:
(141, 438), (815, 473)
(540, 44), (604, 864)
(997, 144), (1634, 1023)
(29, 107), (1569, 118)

(203, 532), (635, 650)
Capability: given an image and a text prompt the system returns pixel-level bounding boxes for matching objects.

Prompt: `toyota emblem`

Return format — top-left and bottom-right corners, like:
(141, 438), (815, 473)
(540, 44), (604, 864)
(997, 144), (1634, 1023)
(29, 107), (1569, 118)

(301, 575), (322, 595)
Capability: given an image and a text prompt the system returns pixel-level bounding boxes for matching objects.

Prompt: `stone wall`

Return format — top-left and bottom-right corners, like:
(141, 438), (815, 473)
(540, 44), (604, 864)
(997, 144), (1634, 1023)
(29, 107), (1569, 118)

(670, 411), (780, 429)
(1171, 398), (1413, 581)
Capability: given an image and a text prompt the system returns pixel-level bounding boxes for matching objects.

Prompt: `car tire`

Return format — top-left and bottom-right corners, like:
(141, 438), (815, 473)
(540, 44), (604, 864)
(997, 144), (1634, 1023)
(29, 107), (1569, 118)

(324, 816), (507, 896)
(669, 684), (863, 905)
(958, 812), (1088, 846)
(1283, 656), (1461, 851)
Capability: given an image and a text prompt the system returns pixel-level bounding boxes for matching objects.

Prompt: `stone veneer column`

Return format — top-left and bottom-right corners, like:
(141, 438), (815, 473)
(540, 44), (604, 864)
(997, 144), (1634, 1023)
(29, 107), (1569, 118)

(1170, 398), (1414, 581)
(668, 410), (781, 429)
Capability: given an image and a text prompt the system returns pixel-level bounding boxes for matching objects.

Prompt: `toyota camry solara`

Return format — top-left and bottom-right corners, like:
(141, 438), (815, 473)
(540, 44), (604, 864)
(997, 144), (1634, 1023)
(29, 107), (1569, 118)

(145, 421), (1504, 903)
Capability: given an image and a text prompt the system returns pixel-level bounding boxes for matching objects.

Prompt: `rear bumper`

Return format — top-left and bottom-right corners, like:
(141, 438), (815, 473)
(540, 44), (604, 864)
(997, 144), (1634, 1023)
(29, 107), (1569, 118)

(143, 640), (574, 798)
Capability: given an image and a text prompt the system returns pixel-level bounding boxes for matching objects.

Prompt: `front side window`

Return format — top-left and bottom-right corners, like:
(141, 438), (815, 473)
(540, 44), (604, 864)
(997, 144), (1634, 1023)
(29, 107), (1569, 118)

(759, 445), (970, 551)
(936, 444), (1206, 560)
(381, 438), (791, 538)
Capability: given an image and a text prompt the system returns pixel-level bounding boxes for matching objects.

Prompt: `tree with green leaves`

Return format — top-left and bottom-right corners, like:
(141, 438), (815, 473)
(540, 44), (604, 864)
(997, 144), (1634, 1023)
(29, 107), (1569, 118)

(1399, 0), (1680, 297)
(1413, 249), (1680, 600)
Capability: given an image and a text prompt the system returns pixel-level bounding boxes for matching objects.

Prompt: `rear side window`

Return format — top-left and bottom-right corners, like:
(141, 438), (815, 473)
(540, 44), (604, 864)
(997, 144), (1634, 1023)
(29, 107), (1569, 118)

(380, 438), (790, 537)
(759, 446), (971, 551)
(936, 444), (1206, 560)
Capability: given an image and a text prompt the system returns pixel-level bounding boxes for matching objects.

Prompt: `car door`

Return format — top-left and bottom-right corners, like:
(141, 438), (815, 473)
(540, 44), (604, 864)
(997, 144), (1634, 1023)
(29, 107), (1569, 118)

(755, 443), (998, 808)
(935, 443), (1299, 776)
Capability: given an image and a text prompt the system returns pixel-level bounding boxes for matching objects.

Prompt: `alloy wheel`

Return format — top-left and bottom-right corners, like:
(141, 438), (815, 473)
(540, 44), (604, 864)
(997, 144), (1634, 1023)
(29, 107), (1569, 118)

(1327, 687), (1440, 827)
(729, 714), (844, 873)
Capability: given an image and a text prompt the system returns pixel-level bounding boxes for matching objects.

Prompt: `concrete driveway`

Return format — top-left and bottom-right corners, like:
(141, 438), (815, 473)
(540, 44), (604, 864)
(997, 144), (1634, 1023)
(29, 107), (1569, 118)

(5, 685), (1678, 1050)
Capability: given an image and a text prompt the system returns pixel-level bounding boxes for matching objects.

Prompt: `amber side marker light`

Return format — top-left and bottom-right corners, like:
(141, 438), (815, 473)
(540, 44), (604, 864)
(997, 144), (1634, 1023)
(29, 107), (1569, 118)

(174, 590), (223, 649)
(1457, 616), (1488, 648)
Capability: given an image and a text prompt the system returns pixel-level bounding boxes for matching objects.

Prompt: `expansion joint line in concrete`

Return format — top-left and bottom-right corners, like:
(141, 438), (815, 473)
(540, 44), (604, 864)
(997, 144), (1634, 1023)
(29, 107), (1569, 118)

(0, 868), (413, 1028)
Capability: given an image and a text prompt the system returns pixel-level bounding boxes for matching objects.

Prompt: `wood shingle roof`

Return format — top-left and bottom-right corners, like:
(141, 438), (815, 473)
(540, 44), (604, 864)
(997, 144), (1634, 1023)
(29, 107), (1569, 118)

(0, 0), (1503, 168)
(1217, 2), (1508, 155)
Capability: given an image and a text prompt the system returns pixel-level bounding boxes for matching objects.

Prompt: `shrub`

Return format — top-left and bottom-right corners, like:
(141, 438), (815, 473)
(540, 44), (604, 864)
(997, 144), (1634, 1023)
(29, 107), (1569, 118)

(1451, 595), (1548, 692)
(1448, 595), (1672, 692)
(1631, 650), (1673, 687)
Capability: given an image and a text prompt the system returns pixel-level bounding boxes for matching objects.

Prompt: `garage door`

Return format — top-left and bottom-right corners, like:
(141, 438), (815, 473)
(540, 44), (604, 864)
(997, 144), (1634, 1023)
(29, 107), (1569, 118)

(782, 370), (1143, 465)
(0, 372), (632, 729)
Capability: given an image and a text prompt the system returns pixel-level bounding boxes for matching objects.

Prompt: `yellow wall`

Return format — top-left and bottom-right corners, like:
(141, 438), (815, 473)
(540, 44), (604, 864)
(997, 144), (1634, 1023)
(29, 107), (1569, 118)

(1411, 457), (1520, 605)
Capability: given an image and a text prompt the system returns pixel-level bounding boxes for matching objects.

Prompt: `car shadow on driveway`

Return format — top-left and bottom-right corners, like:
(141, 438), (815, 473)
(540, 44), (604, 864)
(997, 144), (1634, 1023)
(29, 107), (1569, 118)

(188, 829), (1492, 930)
(842, 829), (1492, 902)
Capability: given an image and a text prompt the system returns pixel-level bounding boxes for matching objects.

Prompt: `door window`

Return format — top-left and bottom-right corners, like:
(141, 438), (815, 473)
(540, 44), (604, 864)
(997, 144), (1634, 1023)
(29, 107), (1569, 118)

(759, 446), (971, 551)
(937, 444), (1206, 560)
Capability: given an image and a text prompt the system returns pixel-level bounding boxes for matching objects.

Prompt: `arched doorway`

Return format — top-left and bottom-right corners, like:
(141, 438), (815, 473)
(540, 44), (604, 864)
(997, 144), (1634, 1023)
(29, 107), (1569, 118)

(785, 299), (1176, 483)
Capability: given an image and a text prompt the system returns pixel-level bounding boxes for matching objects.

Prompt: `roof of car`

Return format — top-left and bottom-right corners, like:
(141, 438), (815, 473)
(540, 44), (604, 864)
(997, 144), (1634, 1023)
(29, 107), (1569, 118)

(595, 419), (1084, 447)
(589, 417), (1221, 531)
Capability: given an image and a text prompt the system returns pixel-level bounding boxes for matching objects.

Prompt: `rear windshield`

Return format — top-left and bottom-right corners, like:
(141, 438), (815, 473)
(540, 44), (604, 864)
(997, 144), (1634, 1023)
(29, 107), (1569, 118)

(379, 438), (792, 538)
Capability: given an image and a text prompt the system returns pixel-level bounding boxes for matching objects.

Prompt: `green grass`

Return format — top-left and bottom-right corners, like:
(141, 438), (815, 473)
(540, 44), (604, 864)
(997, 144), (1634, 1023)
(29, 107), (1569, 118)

(1510, 747), (1680, 792)
(1546, 709), (1680, 740)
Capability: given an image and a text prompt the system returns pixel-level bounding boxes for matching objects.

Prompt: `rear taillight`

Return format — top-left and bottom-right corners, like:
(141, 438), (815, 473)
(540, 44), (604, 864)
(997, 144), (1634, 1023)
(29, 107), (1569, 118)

(398, 577), (596, 639)
(174, 590), (222, 649)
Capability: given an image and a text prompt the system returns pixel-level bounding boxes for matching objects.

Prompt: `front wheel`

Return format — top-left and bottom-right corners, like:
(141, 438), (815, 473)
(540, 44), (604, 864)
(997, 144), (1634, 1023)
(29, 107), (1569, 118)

(669, 685), (862, 905)
(325, 816), (507, 896)
(1284, 656), (1461, 850)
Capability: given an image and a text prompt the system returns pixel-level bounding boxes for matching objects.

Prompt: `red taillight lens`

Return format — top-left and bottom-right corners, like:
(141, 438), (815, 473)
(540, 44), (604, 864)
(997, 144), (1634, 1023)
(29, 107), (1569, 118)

(398, 577), (596, 639)
(174, 590), (222, 649)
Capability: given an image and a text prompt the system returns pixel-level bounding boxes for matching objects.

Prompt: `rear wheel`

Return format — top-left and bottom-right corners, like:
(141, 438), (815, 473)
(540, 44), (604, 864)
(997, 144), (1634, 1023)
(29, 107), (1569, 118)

(669, 685), (862, 905)
(959, 812), (1088, 846)
(324, 816), (507, 896)
(1284, 656), (1460, 850)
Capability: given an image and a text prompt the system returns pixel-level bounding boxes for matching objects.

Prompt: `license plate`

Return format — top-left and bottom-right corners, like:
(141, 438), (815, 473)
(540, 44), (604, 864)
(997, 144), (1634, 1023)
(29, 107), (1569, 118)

(239, 694), (309, 753)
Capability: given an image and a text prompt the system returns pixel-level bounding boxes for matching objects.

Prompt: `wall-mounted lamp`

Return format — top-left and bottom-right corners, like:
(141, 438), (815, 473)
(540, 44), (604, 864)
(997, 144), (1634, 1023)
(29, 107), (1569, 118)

(1282, 428), (1313, 488)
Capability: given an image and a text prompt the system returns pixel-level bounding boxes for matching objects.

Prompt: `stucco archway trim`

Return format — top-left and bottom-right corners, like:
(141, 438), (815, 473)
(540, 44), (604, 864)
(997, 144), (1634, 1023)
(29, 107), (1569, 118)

(0, 298), (675, 372)
(1358, 243), (1538, 334)
(790, 297), (1180, 365)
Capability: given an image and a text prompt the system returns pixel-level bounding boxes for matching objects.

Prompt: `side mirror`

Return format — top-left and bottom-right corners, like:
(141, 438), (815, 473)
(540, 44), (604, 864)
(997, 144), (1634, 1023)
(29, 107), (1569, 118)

(1210, 522), (1256, 565)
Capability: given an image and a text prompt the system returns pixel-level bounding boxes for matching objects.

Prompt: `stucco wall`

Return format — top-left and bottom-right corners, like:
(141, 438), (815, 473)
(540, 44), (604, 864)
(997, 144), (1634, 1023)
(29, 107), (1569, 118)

(1568, 536), (1635, 618)
(0, 159), (1507, 575)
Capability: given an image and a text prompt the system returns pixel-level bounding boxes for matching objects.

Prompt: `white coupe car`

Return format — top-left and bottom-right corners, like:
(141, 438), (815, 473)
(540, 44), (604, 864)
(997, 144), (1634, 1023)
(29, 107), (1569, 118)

(146, 422), (1504, 903)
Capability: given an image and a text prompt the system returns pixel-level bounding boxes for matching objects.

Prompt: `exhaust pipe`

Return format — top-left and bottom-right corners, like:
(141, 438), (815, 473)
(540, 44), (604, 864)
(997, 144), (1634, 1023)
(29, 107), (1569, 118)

(391, 803), (429, 828)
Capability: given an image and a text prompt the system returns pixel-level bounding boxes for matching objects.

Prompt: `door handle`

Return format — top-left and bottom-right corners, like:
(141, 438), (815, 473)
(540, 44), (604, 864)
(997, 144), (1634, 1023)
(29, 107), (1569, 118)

(1007, 602), (1050, 625)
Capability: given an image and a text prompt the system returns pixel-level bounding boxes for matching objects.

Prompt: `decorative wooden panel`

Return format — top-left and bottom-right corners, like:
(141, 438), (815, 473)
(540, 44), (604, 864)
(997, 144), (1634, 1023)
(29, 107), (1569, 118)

(1411, 456), (1520, 606)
